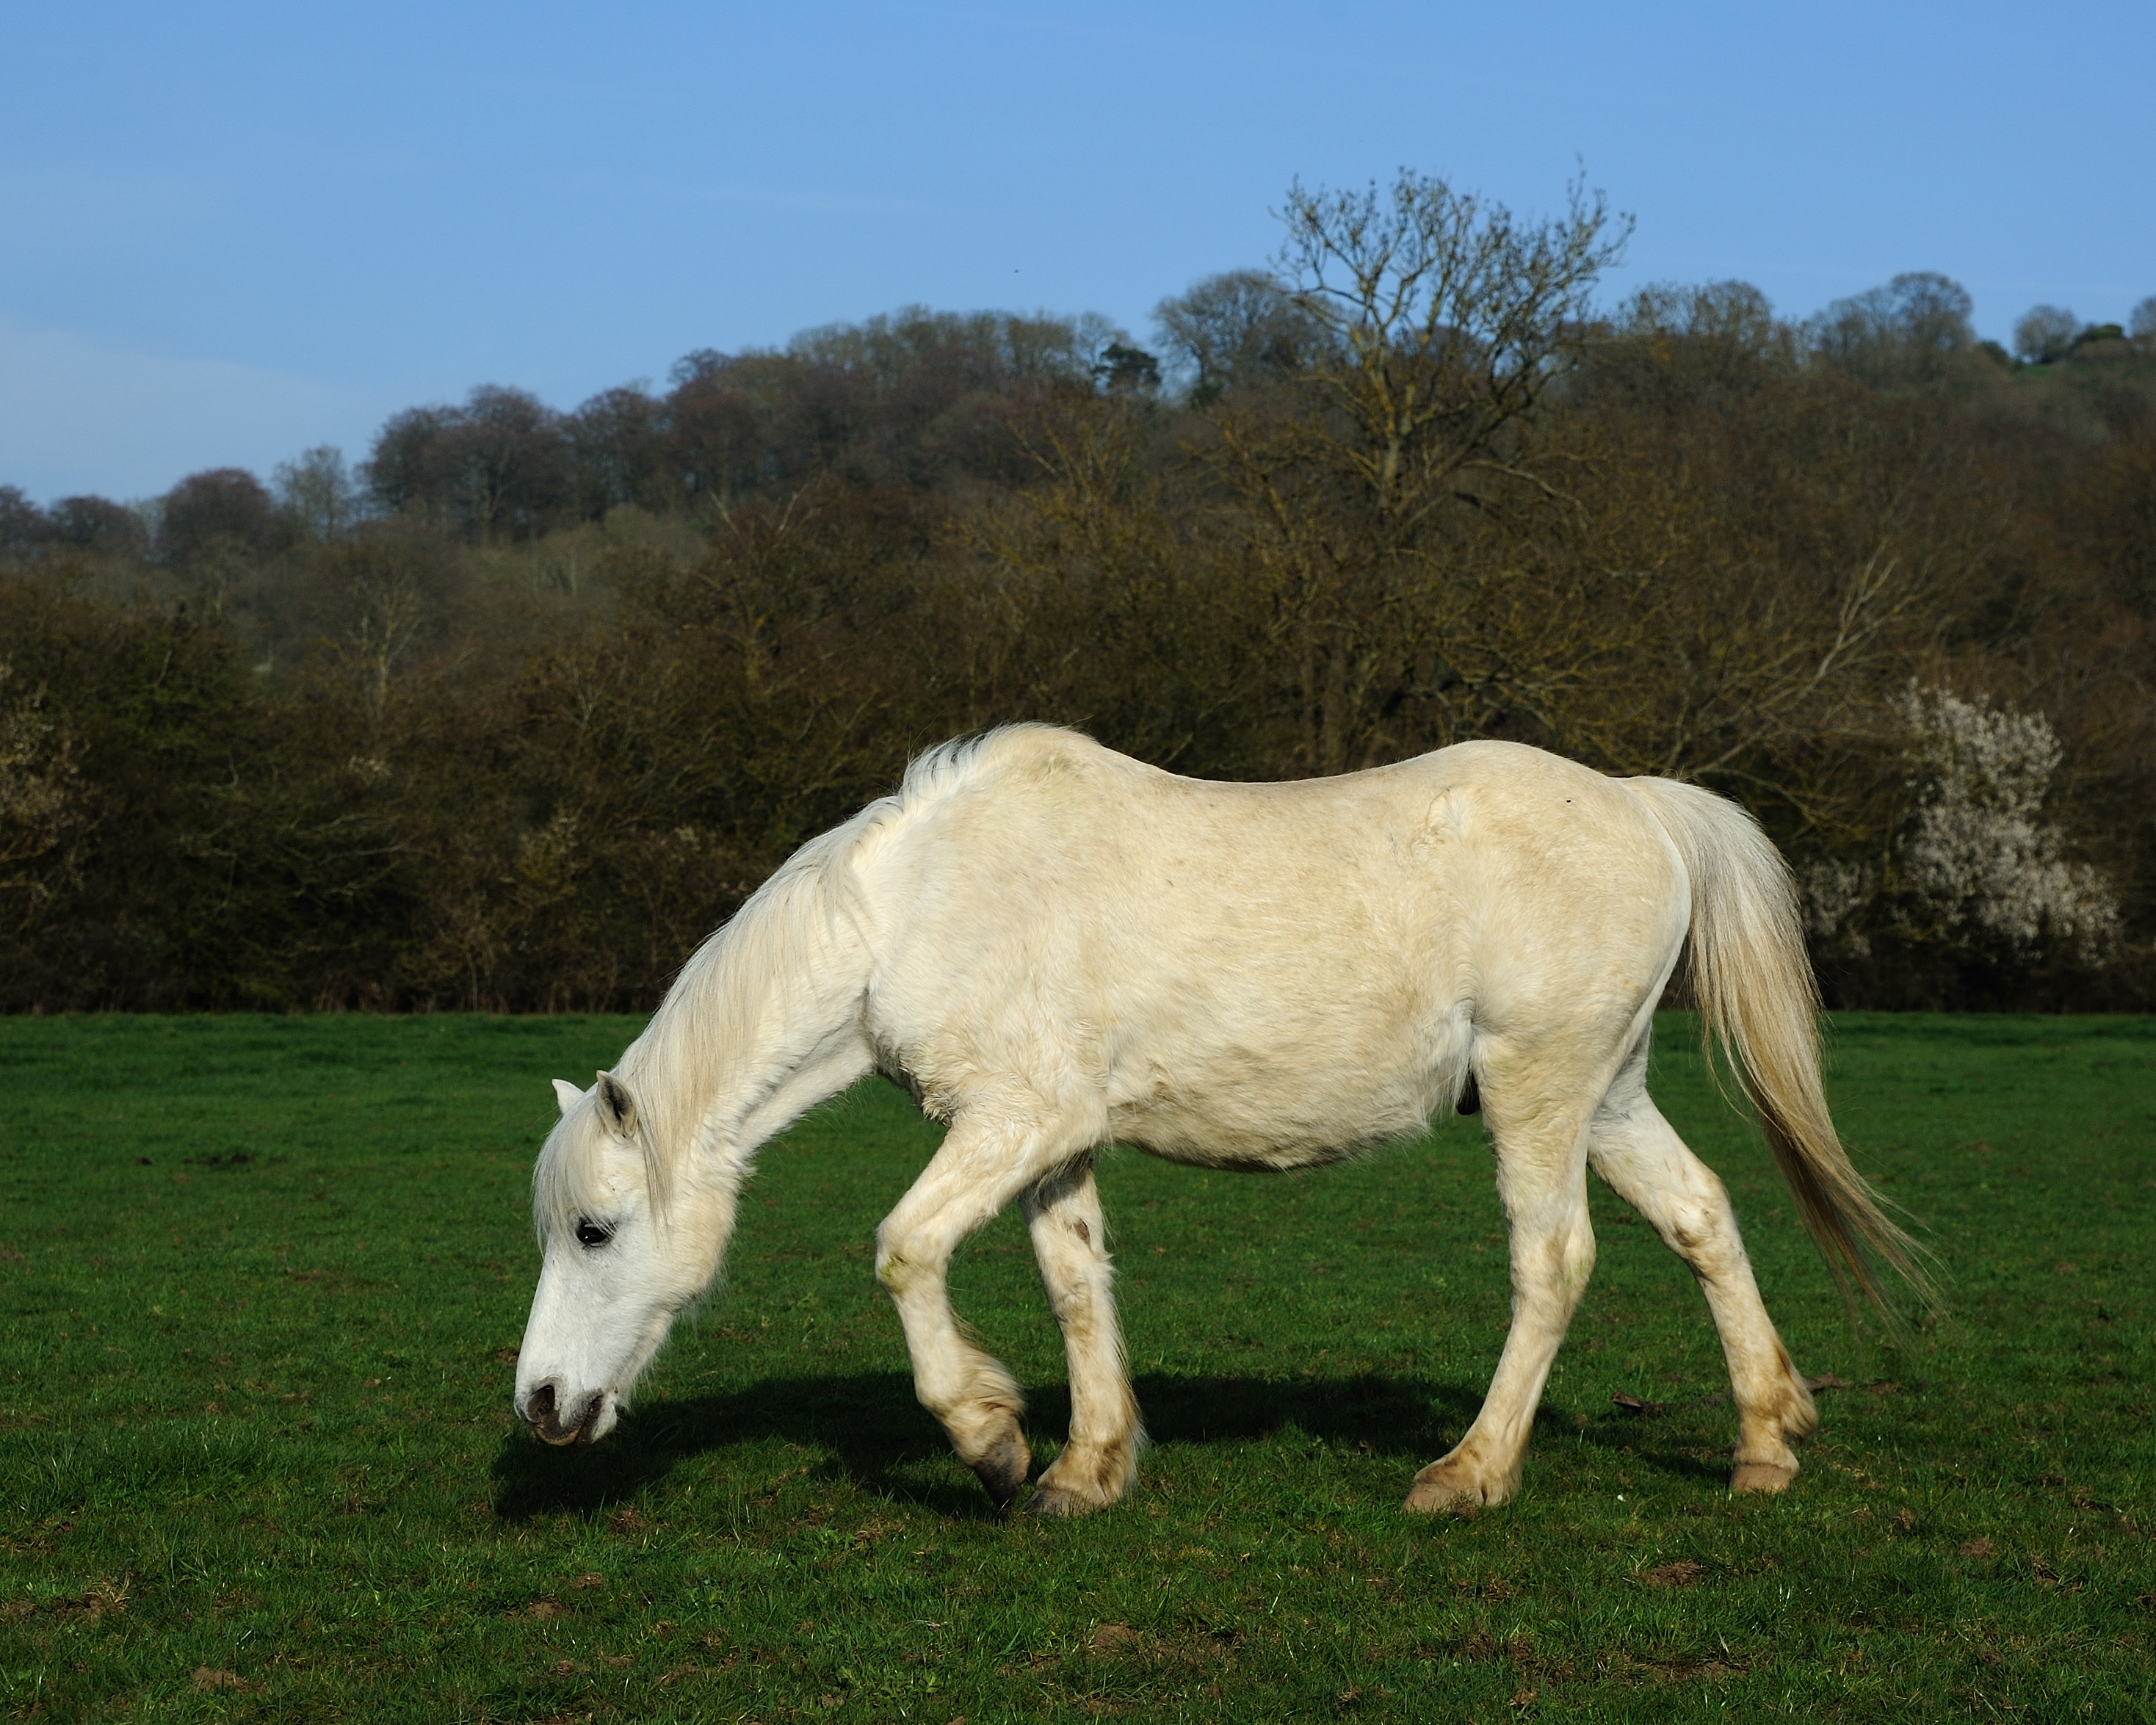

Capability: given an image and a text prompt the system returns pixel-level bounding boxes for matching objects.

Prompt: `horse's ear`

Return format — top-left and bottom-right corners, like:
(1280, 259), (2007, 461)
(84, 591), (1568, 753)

(594, 1070), (639, 1138)
(551, 1078), (583, 1115)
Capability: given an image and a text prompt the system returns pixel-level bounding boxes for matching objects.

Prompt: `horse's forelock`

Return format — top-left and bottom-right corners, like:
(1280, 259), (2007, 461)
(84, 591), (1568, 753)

(532, 1104), (655, 1244)
(532, 1115), (588, 1245)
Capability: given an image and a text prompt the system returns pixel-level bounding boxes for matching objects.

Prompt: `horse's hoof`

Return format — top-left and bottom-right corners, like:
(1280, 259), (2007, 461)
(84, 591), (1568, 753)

(969, 1433), (1032, 1509)
(1730, 1460), (1799, 1494)
(1020, 1484), (1099, 1519)
(1024, 1442), (1137, 1518)
(1403, 1459), (1499, 1516)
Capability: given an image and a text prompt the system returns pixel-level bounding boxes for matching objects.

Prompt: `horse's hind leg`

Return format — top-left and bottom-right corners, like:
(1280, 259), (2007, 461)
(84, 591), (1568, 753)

(1021, 1154), (1142, 1517)
(1586, 1041), (1817, 1493)
(1406, 1037), (1602, 1514)
(875, 1110), (1087, 1508)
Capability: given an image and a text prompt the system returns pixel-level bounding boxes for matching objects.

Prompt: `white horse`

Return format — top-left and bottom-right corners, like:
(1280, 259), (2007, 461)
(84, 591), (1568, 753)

(514, 726), (1922, 1516)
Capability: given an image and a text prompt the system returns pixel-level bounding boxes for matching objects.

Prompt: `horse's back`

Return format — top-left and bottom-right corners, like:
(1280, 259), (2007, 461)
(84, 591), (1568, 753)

(858, 729), (1689, 1162)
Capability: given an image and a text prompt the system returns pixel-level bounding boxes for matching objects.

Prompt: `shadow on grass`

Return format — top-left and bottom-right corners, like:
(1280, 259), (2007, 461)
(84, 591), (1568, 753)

(1564, 1422), (1732, 1488)
(491, 1368), (1492, 1522)
(490, 1370), (1740, 1520)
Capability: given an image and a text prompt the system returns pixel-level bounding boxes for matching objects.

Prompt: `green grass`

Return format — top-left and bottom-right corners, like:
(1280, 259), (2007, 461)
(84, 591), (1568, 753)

(0, 1013), (2150, 1721)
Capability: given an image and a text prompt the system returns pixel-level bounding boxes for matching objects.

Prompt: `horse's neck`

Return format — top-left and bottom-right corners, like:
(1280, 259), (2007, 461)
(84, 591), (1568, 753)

(621, 868), (874, 1171)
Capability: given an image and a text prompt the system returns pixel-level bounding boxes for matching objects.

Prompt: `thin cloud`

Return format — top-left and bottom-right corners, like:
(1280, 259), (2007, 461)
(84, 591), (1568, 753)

(0, 316), (382, 502)
(557, 170), (940, 220)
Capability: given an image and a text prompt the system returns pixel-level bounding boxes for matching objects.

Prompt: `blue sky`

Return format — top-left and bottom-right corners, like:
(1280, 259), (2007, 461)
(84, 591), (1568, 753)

(4, 0), (2152, 502)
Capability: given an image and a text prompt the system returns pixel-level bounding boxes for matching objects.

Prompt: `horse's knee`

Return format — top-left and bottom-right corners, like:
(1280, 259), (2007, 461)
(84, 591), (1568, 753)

(1512, 1209), (1596, 1306)
(1663, 1198), (1720, 1256)
(1563, 1213), (1596, 1297)
(1657, 1165), (1732, 1245)
(1657, 1190), (1754, 1287)
(874, 1219), (933, 1298)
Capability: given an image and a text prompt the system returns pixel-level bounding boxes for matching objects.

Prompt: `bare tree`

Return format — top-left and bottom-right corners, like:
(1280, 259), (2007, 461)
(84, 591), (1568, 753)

(46, 495), (150, 561)
(2013, 304), (2080, 364)
(2129, 294), (2156, 354)
(1273, 168), (1628, 526)
(566, 386), (666, 518)
(0, 488), (46, 562)
(1808, 272), (1976, 386)
(160, 467), (283, 579)
(363, 387), (571, 542)
(274, 446), (363, 541)
(1198, 169), (1629, 773)
(1152, 269), (1322, 402)
(319, 540), (430, 717)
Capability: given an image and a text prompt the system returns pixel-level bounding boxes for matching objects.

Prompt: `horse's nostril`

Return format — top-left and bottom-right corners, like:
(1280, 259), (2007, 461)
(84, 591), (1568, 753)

(527, 1381), (557, 1428)
(524, 1378), (604, 1446)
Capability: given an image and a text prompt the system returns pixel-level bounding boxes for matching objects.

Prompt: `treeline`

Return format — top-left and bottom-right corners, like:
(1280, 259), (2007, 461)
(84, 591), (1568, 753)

(3, 173), (2153, 1014)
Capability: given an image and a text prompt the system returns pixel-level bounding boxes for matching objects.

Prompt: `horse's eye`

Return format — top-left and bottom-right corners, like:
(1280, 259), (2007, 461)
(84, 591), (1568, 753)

(574, 1218), (612, 1249)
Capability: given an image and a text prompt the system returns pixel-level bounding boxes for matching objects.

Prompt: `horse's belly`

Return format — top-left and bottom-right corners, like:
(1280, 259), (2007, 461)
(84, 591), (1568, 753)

(1104, 1046), (1445, 1171)
(1113, 1116), (1412, 1173)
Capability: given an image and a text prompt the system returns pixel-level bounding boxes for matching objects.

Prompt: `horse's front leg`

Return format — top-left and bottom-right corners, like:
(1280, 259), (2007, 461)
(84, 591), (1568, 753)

(1021, 1154), (1142, 1517)
(874, 1110), (1083, 1508)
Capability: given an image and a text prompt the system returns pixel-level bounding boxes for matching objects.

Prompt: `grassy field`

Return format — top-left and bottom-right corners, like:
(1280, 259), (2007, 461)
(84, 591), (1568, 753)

(0, 1013), (2149, 1722)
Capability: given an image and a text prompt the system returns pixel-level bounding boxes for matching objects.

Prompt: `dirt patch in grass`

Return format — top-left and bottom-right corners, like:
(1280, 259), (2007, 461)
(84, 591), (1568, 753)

(1638, 1559), (1703, 1586)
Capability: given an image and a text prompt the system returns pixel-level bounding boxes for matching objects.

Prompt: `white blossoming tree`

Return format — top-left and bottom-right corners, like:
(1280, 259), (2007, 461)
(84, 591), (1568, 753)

(1801, 684), (2119, 975)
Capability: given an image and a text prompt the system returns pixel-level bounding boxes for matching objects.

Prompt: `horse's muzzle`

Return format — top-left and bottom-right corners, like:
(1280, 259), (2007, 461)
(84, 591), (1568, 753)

(523, 1381), (604, 1446)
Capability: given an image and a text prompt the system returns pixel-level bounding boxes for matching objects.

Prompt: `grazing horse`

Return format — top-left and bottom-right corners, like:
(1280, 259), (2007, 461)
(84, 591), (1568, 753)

(514, 726), (1922, 1516)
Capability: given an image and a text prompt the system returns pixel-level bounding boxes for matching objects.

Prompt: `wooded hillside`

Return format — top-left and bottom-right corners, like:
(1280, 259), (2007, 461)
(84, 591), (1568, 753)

(4, 174), (2152, 1012)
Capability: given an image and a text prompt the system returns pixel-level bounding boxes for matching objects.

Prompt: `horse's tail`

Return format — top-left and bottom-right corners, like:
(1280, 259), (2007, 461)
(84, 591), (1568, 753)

(1626, 775), (1934, 1334)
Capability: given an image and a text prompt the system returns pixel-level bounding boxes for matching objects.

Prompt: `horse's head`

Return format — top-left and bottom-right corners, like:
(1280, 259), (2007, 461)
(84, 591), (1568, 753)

(513, 1070), (728, 1446)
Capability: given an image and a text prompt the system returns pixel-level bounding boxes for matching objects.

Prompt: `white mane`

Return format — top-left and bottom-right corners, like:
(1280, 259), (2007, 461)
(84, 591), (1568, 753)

(532, 728), (1055, 1240)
